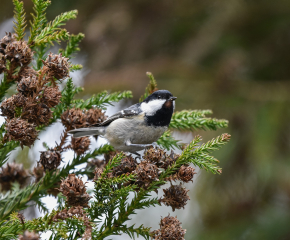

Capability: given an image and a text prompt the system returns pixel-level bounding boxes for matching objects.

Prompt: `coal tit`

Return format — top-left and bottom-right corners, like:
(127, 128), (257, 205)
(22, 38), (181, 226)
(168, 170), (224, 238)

(68, 90), (177, 154)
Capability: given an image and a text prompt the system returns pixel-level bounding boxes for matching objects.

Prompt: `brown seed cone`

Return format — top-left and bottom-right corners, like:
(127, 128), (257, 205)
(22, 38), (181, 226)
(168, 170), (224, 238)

(134, 161), (159, 189)
(0, 97), (15, 119)
(59, 174), (91, 207)
(151, 215), (186, 240)
(93, 168), (104, 181)
(18, 230), (40, 240)
(159, 184), (190, 211)
(12, 93), (27, 108)
(5, 118), (38, 148)
(53, 206), (85, 222)
(0, 32), (16, 49)
(71, 137), (90, 155)
(61, 108), (88, 131)
(85, 108), (107, 126)
(43, 53), (69, 80)
(17, 76), (38, 97)
(18, 66), (38, 80)
(112, 154), (137, 176)
(32, 163), (45, 183)
(0, 162), (29, 191)
(143, 147), (168, 168)
(5, 41), (33, 66)
(42, 86), (61, 108)
(177, 165), (195, 183)
(22, 102), (52, 126)
(39, 150), (62, 171)
(86, 158), (105, 180)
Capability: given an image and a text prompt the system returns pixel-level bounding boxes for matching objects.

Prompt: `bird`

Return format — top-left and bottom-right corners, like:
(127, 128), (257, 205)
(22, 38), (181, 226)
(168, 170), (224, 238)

(68, 90), (177, 155)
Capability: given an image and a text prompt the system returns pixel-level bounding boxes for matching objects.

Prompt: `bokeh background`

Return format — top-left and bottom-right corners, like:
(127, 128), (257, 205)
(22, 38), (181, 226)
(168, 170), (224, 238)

(1, 0), (290, 239)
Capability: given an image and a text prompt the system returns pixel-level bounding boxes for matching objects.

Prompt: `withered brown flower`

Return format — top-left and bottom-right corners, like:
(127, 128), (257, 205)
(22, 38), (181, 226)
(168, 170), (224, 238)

(178, 165), (195, 183)
(71, 137), (90, 155)
(43, 53), (69, 80)
(22, 102), (52, 126)
(61, 108), (87, 130)
(152, 215), (186, 240)
(134, 161), (159, 189)
(5, 118), (38, 148)
(42, 86), (61, 108)
(112, 154), (137, 176)
(160, 184), (190, 211)
(85, 108), (107, 126)
(39, 150), (62, 171)
(17, 76), (38, 97)
(0, 97), (15, 119)
(0, 162), (29, 191)
(59, 174), (91, 207)
(5, 41), (33, 66)
(18, 230), (40, 240)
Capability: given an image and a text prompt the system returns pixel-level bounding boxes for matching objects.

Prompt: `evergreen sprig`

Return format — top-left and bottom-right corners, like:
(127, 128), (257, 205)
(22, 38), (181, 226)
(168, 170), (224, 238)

(0, 75), (14, 102)
(170, 110), (229, 131)
(34, 10), (78, 45)
(12, 0), (26, 40)
(59, 33), (85, 58)
(139, 72), (158, 102)
(157, 130), (181, 150)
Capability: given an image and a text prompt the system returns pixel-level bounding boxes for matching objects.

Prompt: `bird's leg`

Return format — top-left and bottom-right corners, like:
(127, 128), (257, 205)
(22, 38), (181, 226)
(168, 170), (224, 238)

(125, 140), (153, 149)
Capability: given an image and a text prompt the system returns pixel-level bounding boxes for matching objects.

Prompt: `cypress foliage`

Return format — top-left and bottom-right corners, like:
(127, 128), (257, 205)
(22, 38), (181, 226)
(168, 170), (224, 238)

(0, 1), (231, 239)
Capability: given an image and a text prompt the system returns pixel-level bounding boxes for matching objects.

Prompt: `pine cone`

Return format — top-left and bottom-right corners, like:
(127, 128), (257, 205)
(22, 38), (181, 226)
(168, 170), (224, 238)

(0, 162), (29, 191)
(0, 97), (15, 119)
(159, 184), (190, 211)
(5, 41), (33, 66)
(42, 86), (61, 108)
(85, 108), (107, 126)
(13, 93), (27, 108)
(0, 32), (16, 49)
(151, 215), (186, 240)
(43, 53), (69, 80)
(22, 102), (52, 126)
(177, 165), (195, 183)
(18, 230), (40, 240)
(71, 137), (90, 155)
(134, 161), (159, 189)
(112, 154), (137, 176)
(61, 108), (88, 131)
(32, 163), (45, 183)
(59, 174), (91, 207)
(39, 150), (62, 171)
(5, 118), (38, 148)
(18, 66), (38, 80)
(17, 76), (38, 97)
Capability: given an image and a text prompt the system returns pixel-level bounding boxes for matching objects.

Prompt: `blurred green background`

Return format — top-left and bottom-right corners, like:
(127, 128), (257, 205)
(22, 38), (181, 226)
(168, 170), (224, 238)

(2, 0), (290, 239)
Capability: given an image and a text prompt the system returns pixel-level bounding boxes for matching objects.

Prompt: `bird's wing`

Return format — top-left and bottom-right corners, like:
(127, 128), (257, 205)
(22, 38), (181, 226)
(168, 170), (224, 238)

(95, 103), (142, 126)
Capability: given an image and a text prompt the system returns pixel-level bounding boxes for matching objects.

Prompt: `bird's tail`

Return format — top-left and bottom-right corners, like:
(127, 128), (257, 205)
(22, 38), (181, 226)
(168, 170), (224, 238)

(68, 127), (105, 138)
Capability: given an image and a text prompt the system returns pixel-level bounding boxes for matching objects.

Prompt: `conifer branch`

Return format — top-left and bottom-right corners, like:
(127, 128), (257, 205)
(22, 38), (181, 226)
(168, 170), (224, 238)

(33, 10), (78, 45)
(157, 130), (182, 150)
(0, 75), (14, 102)
(12, 0), (27, 40)
(73, 90), (133, 110)
(70, 64), (83, 71)
(59, 33), (85, 58)
(170, 110), (229, 131)
(139, 72), (158, 102)
(29, 0), (51, 44)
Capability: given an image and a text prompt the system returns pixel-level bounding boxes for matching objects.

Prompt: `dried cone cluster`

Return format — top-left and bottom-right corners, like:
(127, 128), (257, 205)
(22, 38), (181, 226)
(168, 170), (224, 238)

(112, 154), (137, 176)
(152, 215), (186, 240)
(177, 165), (195, 183)
(39, 150), (62, 171)
(143, 147), (178, 169)
(0, 32), (69, 148)
(134, 161), (159, 189)
(18, 231), (40, 240)
(32, 163), (44, 183)
(59, 174), (91, 207)
(160, 184), (190, 211)
(71, 137), (90, 155)
(0, 162), (29, 191)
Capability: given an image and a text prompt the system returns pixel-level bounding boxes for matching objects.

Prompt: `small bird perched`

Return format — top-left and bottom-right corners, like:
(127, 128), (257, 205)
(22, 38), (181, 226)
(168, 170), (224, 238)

(68, 90), (177, 154)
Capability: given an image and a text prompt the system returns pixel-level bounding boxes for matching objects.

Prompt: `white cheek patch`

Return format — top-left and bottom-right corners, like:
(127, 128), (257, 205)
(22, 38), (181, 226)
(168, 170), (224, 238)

(140, 99), (166, 116)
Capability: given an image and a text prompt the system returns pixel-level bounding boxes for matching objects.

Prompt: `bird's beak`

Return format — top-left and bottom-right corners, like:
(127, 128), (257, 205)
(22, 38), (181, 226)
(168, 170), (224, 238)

(170, 96), (177, 101)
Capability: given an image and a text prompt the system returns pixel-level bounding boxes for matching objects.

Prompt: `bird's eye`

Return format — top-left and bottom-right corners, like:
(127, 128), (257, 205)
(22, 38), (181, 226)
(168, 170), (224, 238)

(158, 96), (161, 99)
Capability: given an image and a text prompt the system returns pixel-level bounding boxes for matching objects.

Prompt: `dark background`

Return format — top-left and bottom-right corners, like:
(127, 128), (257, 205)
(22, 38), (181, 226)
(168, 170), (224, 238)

(1, 0), (290, 239)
